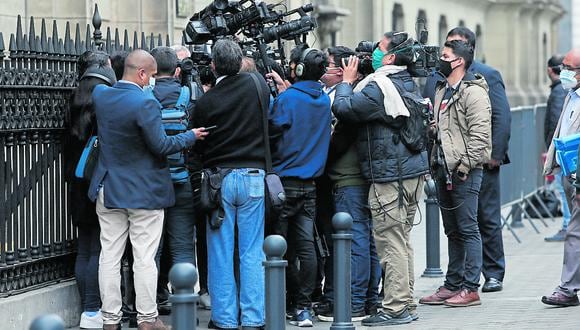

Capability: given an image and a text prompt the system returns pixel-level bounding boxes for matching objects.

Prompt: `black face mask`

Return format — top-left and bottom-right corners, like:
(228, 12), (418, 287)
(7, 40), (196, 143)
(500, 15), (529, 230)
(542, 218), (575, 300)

(439, 58), (460, 77)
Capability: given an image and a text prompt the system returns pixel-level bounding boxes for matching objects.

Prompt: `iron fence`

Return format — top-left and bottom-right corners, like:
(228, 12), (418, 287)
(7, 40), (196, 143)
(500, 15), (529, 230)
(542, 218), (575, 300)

(0, 5), (170, 297)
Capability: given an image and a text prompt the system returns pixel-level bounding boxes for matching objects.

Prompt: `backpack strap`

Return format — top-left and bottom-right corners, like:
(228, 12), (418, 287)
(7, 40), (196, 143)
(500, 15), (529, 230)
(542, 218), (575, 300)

(175, 86), (190, 110)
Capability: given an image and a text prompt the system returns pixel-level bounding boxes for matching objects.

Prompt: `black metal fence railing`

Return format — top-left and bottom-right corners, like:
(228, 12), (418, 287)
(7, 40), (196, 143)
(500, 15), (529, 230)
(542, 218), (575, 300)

(0, 5), (170, 297)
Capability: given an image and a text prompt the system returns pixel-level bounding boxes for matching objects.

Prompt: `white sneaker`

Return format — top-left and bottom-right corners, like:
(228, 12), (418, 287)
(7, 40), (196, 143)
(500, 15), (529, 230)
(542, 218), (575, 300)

(79, 310), (103, 329)
(199, 292), (212, 310)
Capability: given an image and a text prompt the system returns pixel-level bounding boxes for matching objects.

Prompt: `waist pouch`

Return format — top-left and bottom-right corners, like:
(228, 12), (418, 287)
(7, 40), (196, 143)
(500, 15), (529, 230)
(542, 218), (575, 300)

(200, 168), (231, 229)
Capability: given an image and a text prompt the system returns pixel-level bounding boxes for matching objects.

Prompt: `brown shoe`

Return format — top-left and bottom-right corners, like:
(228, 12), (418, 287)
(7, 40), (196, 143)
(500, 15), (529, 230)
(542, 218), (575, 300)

(541, 291), (580, 307)
(103, 324), (121, 330)
(444, 289), (481, 307)
(137, 318), (170, 330)
(419, 286), (460, 305)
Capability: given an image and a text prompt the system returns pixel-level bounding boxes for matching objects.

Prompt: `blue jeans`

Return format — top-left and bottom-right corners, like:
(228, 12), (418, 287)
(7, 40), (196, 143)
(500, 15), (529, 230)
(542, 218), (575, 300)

(555, 172), (571, 230)
(333, 185), (381, 312)
(207, 169), (265, 328)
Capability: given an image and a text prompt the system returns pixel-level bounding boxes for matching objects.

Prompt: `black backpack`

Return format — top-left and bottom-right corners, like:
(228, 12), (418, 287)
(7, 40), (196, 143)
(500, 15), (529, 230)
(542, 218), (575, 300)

(391, 77), (431, 153)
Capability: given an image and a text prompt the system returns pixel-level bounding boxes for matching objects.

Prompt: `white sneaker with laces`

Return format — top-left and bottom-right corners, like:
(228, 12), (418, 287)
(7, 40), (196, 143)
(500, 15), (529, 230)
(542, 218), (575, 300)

(199, 292), (212, 310)
(79, 310), (103, 329)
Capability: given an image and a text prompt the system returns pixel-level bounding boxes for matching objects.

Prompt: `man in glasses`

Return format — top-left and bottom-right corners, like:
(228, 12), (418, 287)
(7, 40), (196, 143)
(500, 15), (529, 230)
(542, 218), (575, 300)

(543, 48), (580, 307)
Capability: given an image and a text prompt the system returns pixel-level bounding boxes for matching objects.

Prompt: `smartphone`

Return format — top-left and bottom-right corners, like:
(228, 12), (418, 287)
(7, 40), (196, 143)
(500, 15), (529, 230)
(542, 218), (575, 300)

(204, 125), (218, 131)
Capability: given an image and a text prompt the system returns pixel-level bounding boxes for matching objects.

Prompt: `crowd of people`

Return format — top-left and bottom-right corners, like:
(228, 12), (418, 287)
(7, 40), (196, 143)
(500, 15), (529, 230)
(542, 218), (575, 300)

(63, 23), (580, 330)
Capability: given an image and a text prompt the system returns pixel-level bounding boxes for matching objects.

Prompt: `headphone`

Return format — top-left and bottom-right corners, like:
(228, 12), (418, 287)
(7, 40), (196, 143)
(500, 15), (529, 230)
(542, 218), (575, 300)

(81, 72), (114, 86)
(295, 47), (317, 78)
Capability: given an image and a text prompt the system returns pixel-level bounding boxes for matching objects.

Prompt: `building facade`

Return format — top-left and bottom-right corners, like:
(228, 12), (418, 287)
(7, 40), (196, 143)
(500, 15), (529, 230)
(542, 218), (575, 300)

(0, 0), (568, 106)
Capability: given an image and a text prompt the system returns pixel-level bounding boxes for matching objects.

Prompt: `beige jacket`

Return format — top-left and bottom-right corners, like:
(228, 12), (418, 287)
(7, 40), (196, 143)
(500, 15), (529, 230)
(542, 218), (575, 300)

(544, 92), (580, 175)
(433, 73), (492, 174)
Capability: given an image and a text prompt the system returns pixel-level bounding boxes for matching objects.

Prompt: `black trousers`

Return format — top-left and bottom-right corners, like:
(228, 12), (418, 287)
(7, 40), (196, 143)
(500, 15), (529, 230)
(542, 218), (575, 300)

(274, 179), (318, 309)
(478, 167), (506, 281)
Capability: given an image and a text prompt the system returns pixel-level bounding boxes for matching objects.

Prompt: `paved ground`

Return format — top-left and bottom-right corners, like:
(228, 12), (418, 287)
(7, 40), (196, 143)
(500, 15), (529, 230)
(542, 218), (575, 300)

(69, 204), (580, 330)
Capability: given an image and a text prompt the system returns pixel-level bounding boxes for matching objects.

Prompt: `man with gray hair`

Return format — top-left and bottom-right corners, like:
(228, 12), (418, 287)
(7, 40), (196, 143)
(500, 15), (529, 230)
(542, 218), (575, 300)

(192, 38), (270, 329)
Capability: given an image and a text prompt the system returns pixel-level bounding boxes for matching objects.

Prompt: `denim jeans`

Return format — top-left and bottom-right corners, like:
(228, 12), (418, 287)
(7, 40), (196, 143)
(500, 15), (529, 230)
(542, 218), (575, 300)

(555, 172), (571, 230)
(333, 185), (381, 312)
(274, 179), (317, 309)
(76, 223), (102, 312)
(165, 183), (196, 265)
(207, 169), (265, 328)
(436, 168), (483, 291)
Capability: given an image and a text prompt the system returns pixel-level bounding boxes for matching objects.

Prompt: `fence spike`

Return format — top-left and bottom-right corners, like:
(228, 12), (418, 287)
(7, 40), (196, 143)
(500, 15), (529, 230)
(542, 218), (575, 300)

(114, 28), (120, 51)
(58, 38), (64, 55)
(106, 27), (112, 53)
(52, 20), (59, 54)
(23, 34), (29, 52)
(141, 31), (147, 51)
(81, 40), (86, 53)
(40, 18), (48, 53)
(64, 21), (72, 54)
(181, 31), (185, 46)
(0, 32), (5, 53)
(29, 17), (36, 51)
(150, 32), (155, 50)
(133, 31), (138, 50)
(9, 33), (16, 52)
(157, 33), (162, 47)
(92, 3), (103, 49)
(85, 24), (91, 51)
(16, 15), (23, 51)
(74, 23), (81, 55)
(166, 34), (170, 47)
(47, 37), (54, 54)
(123, 29), (129, 51)
(35, 36), (41, 55)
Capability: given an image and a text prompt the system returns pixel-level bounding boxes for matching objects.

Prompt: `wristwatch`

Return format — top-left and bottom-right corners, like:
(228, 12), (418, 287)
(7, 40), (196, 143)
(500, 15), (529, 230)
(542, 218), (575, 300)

(457, 170), (467, 179)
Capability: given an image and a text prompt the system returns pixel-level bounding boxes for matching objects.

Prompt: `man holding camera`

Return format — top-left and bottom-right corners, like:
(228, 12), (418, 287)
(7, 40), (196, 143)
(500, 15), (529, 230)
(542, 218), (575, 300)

(333, 32), (429, 326)
(269, 44), (331, 327)
(193, 39), (270, 329)
(420, 40), (491, 307)
(424, 27), (511, 293)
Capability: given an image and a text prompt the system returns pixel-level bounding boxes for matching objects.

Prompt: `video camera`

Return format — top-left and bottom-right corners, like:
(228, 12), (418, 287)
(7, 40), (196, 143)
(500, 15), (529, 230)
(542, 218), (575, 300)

(398, 21), (440, 77)
(184, 0), (317, 45)
(353, 41), (376, 76)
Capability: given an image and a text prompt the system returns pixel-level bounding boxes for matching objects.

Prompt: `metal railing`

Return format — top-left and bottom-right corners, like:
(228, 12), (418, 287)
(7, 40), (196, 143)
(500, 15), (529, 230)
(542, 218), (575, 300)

(0, 5), (170, 297)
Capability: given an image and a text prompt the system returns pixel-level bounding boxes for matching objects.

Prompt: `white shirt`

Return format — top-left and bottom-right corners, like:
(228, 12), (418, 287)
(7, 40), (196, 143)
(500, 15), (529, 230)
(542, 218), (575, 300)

(559, 88), (580, 137)
(216, 75), (228, 85)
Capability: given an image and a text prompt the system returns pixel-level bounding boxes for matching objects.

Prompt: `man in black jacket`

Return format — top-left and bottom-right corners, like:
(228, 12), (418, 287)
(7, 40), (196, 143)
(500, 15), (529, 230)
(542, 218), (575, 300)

(192, 39), (270, 330)
(544, 54), (571, 242)
(423, 27), (511, 293)
(333, 32), (429, 326)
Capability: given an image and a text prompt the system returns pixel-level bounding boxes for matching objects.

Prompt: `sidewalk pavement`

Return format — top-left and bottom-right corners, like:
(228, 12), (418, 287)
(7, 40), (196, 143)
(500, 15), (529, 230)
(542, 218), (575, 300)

(68, 204), (579, 330)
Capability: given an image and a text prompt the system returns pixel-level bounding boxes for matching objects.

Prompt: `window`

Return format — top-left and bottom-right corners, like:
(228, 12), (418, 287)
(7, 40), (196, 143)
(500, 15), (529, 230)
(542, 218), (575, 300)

(417, 10), (428, 42)
(176, 0), (193, 18)
(392, 3), (405, 31)
(438, 15), (448, 46)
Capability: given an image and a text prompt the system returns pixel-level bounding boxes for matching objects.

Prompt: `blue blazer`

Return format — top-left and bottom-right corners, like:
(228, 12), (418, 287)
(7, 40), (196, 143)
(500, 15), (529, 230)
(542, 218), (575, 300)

(88, 81), (197, 209)
(423, 61), (511, 164)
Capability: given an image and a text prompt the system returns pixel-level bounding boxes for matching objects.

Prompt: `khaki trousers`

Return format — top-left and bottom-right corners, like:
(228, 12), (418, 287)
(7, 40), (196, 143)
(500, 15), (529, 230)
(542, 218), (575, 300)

(96, 188), (164, 325)
(369, 177), (424, 315)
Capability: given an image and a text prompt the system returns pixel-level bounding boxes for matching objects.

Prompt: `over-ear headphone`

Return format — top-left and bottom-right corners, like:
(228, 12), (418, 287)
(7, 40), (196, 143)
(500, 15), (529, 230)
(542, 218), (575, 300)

(295, 47), (316, 78)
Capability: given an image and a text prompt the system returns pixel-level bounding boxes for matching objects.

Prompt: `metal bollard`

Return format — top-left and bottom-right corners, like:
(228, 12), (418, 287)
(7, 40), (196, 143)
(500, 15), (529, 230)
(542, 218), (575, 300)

(331, 212), (355, 330)
(169, 262), (199, 330)
(263, 235), (288, 330)
(29, 314), (64, 330)
(422, 178), (444, 277)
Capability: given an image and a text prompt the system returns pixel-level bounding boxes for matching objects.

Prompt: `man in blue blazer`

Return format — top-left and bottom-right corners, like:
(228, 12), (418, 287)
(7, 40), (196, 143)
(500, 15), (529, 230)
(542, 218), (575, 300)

(89, 49), (207, 330)
(423, 27), (511, 293)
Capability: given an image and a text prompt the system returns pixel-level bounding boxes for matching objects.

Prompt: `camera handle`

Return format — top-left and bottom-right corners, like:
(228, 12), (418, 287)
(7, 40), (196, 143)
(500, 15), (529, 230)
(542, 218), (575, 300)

(256, 39), (278, 96)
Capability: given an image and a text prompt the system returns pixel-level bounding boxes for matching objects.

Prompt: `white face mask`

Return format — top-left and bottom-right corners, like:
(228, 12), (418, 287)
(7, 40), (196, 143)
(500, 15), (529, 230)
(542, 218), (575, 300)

(560, 69), (579, 90)
(149, 77), (156, 88)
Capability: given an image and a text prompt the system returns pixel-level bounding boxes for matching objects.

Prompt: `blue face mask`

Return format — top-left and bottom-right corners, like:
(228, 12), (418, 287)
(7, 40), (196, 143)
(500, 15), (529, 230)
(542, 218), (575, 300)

(372, 48), (386, 71)
(560, 69), (579, 90)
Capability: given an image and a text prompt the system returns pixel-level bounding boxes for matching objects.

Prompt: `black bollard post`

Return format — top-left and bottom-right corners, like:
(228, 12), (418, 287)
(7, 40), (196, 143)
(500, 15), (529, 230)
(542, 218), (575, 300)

(169, 262), (199, 330)
(422, 178), (444, 277)
(331, 212), (355, 330)
(263, 235), (288, 330)
(29, 314), (64, 330)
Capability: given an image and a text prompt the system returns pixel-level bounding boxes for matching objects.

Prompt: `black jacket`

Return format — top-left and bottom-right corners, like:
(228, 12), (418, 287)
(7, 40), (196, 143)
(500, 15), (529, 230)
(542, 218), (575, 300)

(193, 72), (269, 169)
(545, 80), (567, 148)
(332, 71), (429, 183)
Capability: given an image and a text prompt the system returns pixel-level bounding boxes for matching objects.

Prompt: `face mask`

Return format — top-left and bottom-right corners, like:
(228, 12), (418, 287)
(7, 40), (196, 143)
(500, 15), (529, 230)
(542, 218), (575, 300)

(149, 77), (156, 88)
(439, 58), (460, 78)
(143, 76), (155, 95)
(560, 69), (579, 90)
(372, 48), (385, 71)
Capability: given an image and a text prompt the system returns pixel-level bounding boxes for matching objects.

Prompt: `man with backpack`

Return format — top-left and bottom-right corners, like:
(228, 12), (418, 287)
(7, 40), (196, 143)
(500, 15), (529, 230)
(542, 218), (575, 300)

(149, 47), (196, 313)
(332, 32), (429, 326)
